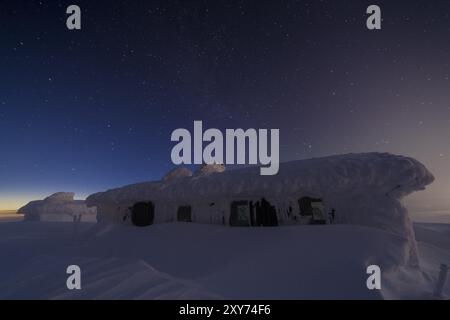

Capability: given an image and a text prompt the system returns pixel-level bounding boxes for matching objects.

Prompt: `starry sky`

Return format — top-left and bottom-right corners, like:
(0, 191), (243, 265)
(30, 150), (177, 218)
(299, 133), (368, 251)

(1, 0), (450, 211)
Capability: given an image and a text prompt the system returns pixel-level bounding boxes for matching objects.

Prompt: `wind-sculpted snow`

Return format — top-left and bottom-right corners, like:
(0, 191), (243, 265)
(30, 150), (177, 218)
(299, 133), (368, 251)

(160, 152), (434, 198)
(0, 222), (444, 299)
(162, 167), (193, 183)
(18, 192), (97, 222)
(87, 153), (434, 266)
(89, 153), (433, 200)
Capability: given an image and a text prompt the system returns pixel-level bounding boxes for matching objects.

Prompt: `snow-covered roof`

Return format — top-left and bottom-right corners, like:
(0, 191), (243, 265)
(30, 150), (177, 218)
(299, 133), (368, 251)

(194, 163), (226, 177)
(162, 167), (193, 182)
(86, 153), (434, 205)
(43, 192), (76, 202)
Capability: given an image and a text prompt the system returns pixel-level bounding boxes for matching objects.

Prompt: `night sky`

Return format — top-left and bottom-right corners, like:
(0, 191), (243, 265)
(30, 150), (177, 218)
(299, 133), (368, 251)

(1, 0), (450, 211)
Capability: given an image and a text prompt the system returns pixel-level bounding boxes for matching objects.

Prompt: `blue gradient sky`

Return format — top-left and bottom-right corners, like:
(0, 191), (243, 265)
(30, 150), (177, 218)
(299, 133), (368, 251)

(1, 0), (450, 211)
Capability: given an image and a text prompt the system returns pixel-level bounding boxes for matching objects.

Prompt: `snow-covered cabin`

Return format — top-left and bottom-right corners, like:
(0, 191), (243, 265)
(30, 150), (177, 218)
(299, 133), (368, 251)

(18, 192), (97, 222)
(86, 153), (433, 239)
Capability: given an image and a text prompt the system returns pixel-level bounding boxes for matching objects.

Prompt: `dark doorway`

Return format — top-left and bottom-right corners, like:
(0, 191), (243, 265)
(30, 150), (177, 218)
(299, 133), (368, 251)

(298, 197), (327, 224)
(177, 206), (192, 222)
(255, 198), (278, 227)
(298, 197), (322, 216)
(131, 202), (155, 227)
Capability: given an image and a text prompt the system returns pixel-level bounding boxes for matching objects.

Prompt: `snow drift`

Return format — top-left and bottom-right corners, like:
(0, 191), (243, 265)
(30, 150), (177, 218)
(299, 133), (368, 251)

(0, 222), (445, 299)
(18, 192), (97, 222)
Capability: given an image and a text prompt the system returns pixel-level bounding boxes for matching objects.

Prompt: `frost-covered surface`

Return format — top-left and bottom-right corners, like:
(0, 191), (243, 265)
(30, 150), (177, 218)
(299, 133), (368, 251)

(87, 153), (434, 265)
(162, 167), (193, 183)
(0, 222), (447, 300)
(88, 153), (434, 202)
(194, 163), (226, 177)
(18, 192), (97, 222)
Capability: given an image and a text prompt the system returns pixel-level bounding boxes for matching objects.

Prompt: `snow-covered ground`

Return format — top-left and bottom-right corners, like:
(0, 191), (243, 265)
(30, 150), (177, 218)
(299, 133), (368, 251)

(0, 220), (448, 300)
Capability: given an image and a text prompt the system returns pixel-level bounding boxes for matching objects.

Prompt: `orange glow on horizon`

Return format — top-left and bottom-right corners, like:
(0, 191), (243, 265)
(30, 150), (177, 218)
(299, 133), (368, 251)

(0, 199), (26, 211)
(0, 195), (41, 211)
(0, 192), (89, 211)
